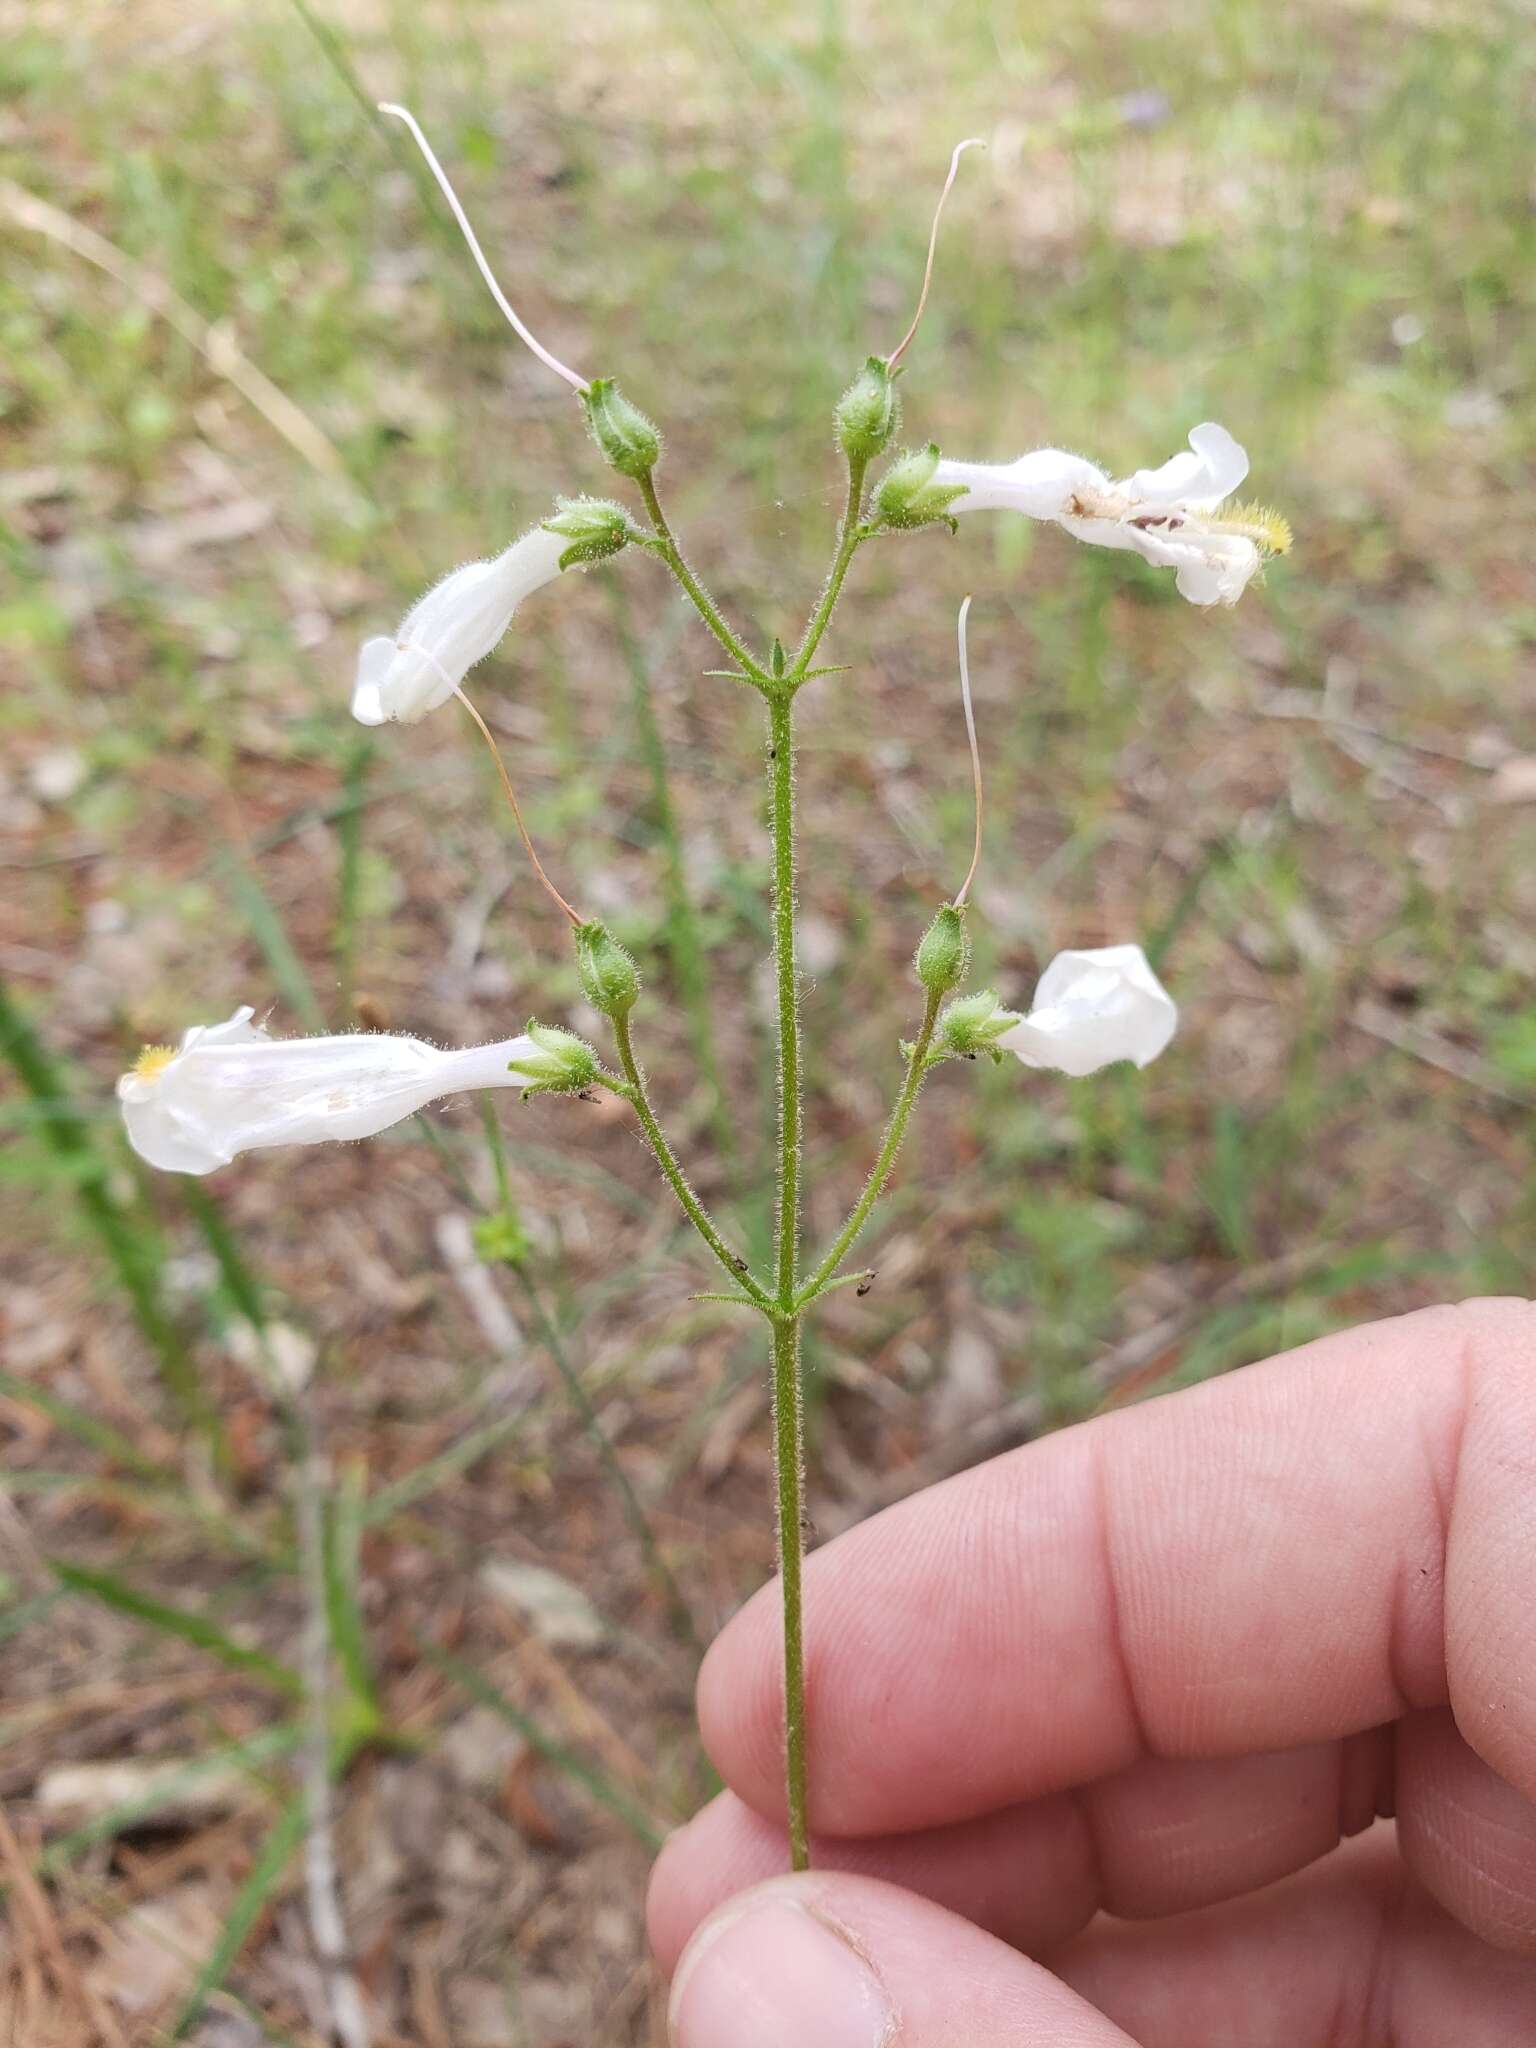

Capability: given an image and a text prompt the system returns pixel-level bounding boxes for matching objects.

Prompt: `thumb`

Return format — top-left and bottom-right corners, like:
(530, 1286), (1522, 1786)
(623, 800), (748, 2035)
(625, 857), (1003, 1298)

(666, 1871), (1138, 2047)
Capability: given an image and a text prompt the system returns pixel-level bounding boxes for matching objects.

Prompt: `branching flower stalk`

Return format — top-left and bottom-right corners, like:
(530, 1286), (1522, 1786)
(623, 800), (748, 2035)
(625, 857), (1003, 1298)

(118, 109), (1285, 1880)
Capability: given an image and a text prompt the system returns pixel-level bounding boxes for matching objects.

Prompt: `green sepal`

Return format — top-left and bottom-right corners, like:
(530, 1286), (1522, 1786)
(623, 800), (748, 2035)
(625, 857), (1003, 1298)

(915, 903), (970, 994)
(935, 987), (1021, 1059)
(873, 443), (967, 533)
(581, 377), (662, 479)
(507, 1021), (601, 1096)
(833, 355), (900, 461)
(573, 920), (640, 1019)
(542, 496), (633, 569)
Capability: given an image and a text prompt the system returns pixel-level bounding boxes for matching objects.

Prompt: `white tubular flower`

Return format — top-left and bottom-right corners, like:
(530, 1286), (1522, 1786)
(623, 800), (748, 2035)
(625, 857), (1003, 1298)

(118, 1008), (541, 1174)
(351, 525), (569, 725)
(932, 423), (1290, 607)
(997, 944), (1177, 1078)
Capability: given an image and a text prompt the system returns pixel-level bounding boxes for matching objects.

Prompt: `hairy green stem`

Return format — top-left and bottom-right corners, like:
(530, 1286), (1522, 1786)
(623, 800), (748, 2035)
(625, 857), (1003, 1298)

(765, 686), (811, 1869)
(790, 456), (869, 678)
(771, 1310), (810, 1870)
(797, 987), (943, 1308)
(638, 472), (762, 678)
(610, 1013), (773, 1309)
(768, 693), (801, 1304)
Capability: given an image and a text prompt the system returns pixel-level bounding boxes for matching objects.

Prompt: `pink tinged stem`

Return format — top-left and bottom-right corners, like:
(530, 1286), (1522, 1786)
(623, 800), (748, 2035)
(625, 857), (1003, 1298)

(887, 137), (987, 370)
(952, 595), (984, 909)
(378, 103), (589, 395)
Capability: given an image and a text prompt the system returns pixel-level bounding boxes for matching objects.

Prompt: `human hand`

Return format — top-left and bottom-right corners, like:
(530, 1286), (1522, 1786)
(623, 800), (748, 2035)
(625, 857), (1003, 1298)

(648, 1299), (1536, 2044)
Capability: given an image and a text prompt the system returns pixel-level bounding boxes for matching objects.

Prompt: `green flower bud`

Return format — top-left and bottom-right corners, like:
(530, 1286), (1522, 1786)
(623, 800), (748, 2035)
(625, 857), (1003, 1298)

(834, 356), (899, 462)
(473, 1210), (529, 1267)
(915, 903), (970, 994)
(574, 920), (640, 1019)
(581, 377), (662, 479)
(873, 443), (968, 533)
(507, 1021), (600, 1095)
(542, 496), (632, 570)
(936, 988), (1021, 1060)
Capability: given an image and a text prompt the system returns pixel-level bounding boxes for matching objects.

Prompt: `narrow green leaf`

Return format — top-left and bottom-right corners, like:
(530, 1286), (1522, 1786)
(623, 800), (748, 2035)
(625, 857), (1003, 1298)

(0, 1588), (65, 1651)
(52, 1561), (302, 1697)
(38, 1724), (304, 1876)
(362, 1403), (539, 1525)
(173, 1794), (307, 2037)
(333, 732), (373, 1021)
(0, 973), (204, 1431)
(321, 1458), (376, 1710)
(427, 1644), (666, 1850)
(0, 1370), (168, 1481)
(180, 1181), (269, 1330)
(216, 850), (325, 1031)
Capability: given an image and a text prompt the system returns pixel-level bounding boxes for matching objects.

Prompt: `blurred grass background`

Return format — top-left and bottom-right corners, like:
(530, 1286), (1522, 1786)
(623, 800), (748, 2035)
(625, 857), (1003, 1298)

(1, 0), (1533, 2039)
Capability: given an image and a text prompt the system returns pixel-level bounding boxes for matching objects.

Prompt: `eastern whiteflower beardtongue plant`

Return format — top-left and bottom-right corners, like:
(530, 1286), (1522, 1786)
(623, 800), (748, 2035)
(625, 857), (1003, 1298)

(118, 112), (1287, 1878)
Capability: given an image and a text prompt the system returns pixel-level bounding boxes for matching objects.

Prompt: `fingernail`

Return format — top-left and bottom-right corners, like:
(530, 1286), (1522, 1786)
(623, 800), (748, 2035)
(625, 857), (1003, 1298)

(670, 1894), (893, 2048)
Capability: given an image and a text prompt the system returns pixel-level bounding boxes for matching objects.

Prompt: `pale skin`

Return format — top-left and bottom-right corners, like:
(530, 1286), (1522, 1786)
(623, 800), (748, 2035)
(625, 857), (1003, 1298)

(648, 1297), (1536, 2044)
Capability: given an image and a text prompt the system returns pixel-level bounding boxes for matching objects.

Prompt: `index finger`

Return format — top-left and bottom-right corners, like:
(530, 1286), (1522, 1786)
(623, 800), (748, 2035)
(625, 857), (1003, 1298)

(699, 1298), (1536, 1835)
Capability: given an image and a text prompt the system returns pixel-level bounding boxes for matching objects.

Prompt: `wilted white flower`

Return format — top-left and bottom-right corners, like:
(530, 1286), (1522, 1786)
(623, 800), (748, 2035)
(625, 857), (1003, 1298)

(118, 1008), (542, 1174)
(351, 525), (569, 725)
(932, 423), (1290, 607)
(998, 944), (1176, 1077)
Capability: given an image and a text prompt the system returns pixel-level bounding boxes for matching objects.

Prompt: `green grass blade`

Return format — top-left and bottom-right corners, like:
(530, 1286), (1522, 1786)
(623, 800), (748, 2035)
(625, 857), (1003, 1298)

(426, 1644), (666, 1851)
(332, 731), (373, 1023)
(0, 1588), (66, 1651)
(52, 1560), (302, 1697)
(37, 1724), (304, 1876)
(361, 1401), (541, 1526)
(321, 1457), (376, 1710)
(216, 850), (326, 1031)
(179, 1181), (270, 1331)
(0, 973), (205, 1432)
(0, 1369), (169, 1481)
(173, 1793), (307, 2037)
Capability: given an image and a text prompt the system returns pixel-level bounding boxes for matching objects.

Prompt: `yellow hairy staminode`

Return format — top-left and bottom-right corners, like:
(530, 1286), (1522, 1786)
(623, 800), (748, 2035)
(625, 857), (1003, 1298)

(1219, 501), (1293, 557)
(133, 1045), (177, 1082)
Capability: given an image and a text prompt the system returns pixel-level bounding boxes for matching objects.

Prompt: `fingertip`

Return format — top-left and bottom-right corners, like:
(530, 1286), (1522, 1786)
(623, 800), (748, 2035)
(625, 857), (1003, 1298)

(668, 1877), (894, 2048)
(667, 1871), (1133, 2048)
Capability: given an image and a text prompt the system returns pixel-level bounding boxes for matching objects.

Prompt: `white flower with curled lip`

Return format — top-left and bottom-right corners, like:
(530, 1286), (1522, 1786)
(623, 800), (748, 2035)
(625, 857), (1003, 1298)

(351, 524), (569, 726)
(117, 1007), (544, 1175)
(931, 423), (1290, 607)
(999, 944), (1177, 1078)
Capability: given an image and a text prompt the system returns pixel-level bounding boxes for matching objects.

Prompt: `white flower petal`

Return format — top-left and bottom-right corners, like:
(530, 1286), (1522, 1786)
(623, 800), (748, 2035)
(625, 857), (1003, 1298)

(1123, 421), (1248, 509)
(1174, 535), (1260, 606)
(118, 1011), (540, 1175)
(1059, 505), (1260, 607)
(350, 636), (395, 725)
(1057, 513), (1148, 558)
(351, 525), (571, 727)
(933, 450), (1106, 518)
(998, 944), (1176, 1078)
